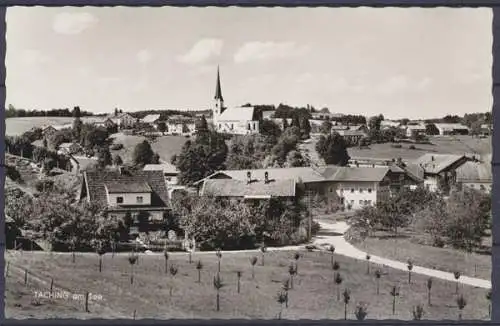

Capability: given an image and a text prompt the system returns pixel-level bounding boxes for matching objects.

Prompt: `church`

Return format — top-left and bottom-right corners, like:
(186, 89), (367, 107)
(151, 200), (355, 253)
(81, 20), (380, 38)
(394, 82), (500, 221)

(211, 66), (260, 135)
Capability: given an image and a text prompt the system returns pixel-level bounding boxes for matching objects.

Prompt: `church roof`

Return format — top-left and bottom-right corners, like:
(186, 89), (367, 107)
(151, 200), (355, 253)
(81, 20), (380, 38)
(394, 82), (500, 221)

(214, 66), (223, 101)
(218, 106), (256, 121)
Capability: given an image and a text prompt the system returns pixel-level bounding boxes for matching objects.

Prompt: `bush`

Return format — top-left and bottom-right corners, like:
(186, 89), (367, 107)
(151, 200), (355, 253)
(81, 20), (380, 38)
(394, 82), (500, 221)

(391, 144), (402, 148)
(409, 145), (416, 150)
(110, 143), (124, 150)
(6, 165), (22, 182)
(35, 179), (55, 192)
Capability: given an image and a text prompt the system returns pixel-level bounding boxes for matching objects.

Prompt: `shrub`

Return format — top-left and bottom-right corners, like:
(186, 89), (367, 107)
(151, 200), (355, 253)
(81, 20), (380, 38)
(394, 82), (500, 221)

(391, 144), (402, 148)
(110, 143), (124, 150)
(6, 165), (22, 182)
(409, 145), (416, 150)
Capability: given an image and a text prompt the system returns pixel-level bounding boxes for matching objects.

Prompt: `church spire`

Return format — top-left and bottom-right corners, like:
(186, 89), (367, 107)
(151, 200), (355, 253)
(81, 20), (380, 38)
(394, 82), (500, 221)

(214, 65), (223, 101)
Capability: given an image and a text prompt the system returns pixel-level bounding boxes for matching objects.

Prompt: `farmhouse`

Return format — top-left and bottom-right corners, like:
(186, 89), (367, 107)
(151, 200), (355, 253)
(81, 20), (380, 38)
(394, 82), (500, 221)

(114, 112), (137, 129)
(79, 168), (171, 233)
(380, 120), (401, 129)
(57, 142), (82, 155)
(337, 129), (367, 146)
(455, 155), (492, 193)
(211, 67), (260, 135)
(195, 165), (419, 211)
(166, 115), (196, 135)
(404, 123), (427, 138)
(434, 123), (470, 136)
(141, 114), (161, 127)
(143, 163), (180, 186)
(41, 125), (58, 138)
(413, 153), (469, 193)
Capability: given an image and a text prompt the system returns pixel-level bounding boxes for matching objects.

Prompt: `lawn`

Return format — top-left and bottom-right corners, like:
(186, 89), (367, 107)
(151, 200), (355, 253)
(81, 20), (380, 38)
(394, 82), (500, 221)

(348, 136), (491, 161)
(6, 117), (106, 136)
(5, 250), (491, 320)
(109, 133), (187, 164)
(346, 229), (492, 281)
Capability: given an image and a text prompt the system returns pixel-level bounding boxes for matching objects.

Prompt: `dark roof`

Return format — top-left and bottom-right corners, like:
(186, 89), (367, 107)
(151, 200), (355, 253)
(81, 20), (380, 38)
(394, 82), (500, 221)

(413, 154), (467, 174)
(201, 179), (296, 198)
(324, 166), (390, 182)
(105, 181), (152, 193)
(82, 170), (169, 208)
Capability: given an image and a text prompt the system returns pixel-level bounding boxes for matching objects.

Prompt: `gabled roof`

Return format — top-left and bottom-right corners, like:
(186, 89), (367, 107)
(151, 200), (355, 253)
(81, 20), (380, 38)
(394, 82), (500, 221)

(218, 106), (256, 122)
(105, 181), (152, 193)
(321, 166), (391, 182)
(59, 142), (76, 149)
(413, 153), (467, 174)
(141, 114), (161, 123)
(200, 167), (325, 184)
(143, 163), (179, 175)
(200, 178), (296, 198)
(456, 160), (492, 182)
(82, 169), (169, 208)
(434, 123), (470, 130)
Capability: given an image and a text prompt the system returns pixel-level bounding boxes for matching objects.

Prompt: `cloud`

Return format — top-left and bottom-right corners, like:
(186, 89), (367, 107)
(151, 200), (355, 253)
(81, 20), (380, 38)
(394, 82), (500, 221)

(295, 73), (364, 93)
(178, 38), (223, 65)
(375, 75), (409, 95)
(20, 49), (51, 65)
(234, 41), (309, 64)
(52, 12), (98, 35)
(137, 50), (152, 65)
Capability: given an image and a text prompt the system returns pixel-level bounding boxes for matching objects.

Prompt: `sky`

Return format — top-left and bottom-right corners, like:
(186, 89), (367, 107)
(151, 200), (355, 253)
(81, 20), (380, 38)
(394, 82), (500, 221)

(5, 7), (493, 120)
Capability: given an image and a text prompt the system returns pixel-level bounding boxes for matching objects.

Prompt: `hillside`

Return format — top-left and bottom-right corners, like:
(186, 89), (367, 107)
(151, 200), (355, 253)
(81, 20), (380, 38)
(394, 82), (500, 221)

(6, 117), (106, 136)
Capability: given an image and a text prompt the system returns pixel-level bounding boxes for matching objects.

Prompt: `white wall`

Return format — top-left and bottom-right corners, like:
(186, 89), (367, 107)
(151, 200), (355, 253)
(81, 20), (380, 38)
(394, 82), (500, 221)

(335, 181), (379, 210)
(107, 192), (152, 206)
(424, 176), (439, 192)
(217, 120), (259, 135)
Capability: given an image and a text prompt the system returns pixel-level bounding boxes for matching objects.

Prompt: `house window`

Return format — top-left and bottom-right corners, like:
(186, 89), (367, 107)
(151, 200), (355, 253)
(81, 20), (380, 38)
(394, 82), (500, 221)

(248, 123), (251, 130)
(117, 196), (124, 204)
(359, 189), (364, 193)
(350, 188), (355, 193)
(368, 188), (372, 193)
(137, 196), (143, 204)
(480, 185), (486, 191)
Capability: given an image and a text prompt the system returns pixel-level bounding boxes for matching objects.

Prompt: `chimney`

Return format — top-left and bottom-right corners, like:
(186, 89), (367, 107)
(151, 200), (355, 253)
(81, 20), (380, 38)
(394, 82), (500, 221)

(264, 171), (269, 184)
(247, 171), (252, 184)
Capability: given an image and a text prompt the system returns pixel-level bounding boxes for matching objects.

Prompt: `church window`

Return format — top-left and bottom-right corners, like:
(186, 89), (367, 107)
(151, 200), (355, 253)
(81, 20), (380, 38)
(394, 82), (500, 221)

(247, 123), (251, 130)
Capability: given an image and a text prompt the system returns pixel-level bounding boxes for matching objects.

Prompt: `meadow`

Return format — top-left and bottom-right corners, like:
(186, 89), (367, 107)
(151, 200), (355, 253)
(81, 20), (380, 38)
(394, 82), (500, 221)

(5, 249), (491, 320)
(6, 117), (107, 136)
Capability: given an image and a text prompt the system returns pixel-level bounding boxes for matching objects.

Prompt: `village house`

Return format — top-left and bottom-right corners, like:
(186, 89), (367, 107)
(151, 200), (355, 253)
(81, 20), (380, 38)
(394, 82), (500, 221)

(141, 114), (161, 127)
(143, 163), (180, 187)
(480, 124), (492, 136)
(380, 120), (401, 129)
(41, 125), (58, 138)
(433, 123), (470, 136)
(455, 154), (492, 193)
(404, 123), (427, 138)
(413, 153), (470, 193)
(166, 115), (196, 135)
(194, 164), (420, 211)
(93, 117), (118, 130)
(79, 168), (171, 235)
(111, 112), (137, 129)
(337, 129), (367, 146)
(57, 142), (82, 155)
(211, 67), (260, 135)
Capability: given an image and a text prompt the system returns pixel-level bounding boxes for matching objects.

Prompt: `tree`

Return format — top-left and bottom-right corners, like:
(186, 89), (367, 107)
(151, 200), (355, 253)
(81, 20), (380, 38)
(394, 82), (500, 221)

(250, 256), (258, 279)
(196, 115), (209, 134)
(315, 132), (350, 166)
(133, 140), (155, 166)
(72, 106), (81, 118)
(368, 114), (384, 131)
(213, 273), (224, 311)
(175, 131), (228, 185)
(285, 150), (307, 167)
(276, 290), (288, 319)
(319, 120), (333, 134)
(113, 154), (123, 166)
(97, 147), (112, 168)
(456, 294), (467, 320)
(282, 118), (289, 130)
(375, 269), (382, 295)
(196, 260), (203, 283)
(427, 278), (433, 305)
(299, 116), (311, 139)
(43, 138), (48, 148)
(342, 288), (351, 320)
(157, 121), (167, 135)
(425, 123), (439, 135)
(412, 305), (425, 320)
(354, 303), (368, 321)
(259, 119), (282, 139)
(291, 115), (301, 129)
(390, 285), (400, 314)
(5, 189), (33, 228)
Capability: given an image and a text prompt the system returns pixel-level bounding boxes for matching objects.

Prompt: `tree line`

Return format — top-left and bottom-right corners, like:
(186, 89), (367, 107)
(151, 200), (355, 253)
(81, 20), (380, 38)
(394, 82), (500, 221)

(6, 104), (94, 118)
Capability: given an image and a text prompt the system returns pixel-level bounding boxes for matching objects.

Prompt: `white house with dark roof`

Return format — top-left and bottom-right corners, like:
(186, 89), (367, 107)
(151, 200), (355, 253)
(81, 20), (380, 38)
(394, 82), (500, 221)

(195, 164), (421, 211)
(455, 154), (492, 193)
(211, 66), (260, 135)
(79, 168), (171, 234)
(413, 153), (469, 192)
(434, 123), (470, 136)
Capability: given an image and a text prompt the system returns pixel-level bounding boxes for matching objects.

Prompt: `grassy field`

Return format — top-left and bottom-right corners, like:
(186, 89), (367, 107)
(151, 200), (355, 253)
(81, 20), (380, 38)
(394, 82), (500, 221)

(348, 136), (491, 161)
(109, 133), (187, 164)
(6, 117), (106, 136)
(347, 229), (492, 281)
(5, 250), (491, 320)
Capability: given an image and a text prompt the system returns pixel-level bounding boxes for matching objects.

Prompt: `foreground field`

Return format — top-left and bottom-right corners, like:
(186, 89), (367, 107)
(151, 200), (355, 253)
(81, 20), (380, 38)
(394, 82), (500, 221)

(6, 117), (106, 136)
(347, 229), (492, 281)
(6, 250), (490, 320)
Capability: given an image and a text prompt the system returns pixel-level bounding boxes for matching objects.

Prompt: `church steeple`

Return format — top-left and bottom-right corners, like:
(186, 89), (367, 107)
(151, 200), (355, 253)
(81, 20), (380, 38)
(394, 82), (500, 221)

(214, 65), (224, 102)
(213, 65), (225, 127)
